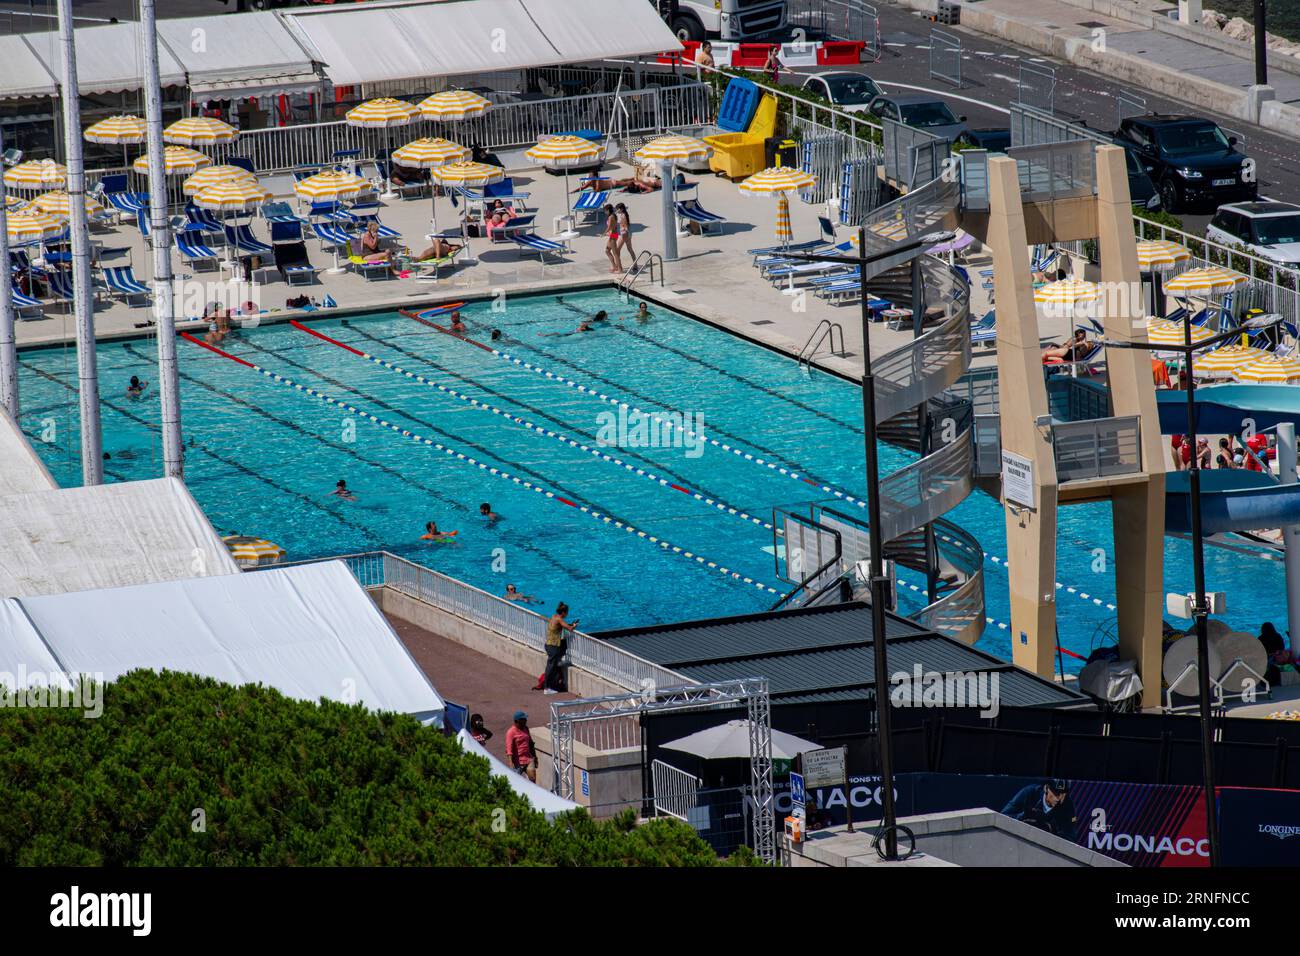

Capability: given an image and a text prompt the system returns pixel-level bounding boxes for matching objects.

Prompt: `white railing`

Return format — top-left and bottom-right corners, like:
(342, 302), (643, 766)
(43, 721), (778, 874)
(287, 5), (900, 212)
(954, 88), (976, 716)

(652, 758), (702, 822)
(261, 551), (690, 694)
(211, 83), (712, 178)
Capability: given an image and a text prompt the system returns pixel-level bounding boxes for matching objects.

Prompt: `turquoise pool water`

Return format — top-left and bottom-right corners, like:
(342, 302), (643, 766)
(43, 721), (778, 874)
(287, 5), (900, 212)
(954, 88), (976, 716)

(15, 287), (1288, 666)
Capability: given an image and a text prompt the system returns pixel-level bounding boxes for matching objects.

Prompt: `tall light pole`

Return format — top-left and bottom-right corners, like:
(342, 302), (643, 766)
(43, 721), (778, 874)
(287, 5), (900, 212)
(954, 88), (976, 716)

(774, 228), (953, 859)
(56, 0), (104, 485)
(1103, 316), (1281, 868)
(1254, 0), (1269, 87)
(140, 0), (183, 479)
(0, 123), (18, 420)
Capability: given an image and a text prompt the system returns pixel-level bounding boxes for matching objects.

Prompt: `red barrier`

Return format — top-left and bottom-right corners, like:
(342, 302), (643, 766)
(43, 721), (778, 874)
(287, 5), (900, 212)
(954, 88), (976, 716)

(817, 41), (866, 65)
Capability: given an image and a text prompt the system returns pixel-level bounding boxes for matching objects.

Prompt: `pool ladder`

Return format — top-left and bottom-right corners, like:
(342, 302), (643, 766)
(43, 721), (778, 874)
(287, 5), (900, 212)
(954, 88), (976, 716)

(797, 319), (845, 370)
(618, 251), (664, 295)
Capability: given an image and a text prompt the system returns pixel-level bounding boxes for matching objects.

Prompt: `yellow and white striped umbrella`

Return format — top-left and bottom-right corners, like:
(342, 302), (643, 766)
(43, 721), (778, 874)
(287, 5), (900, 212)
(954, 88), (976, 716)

(1165, 265), (1248, 296)
(1145, 318), (1217, 347)
(293, 169), (369, 202)
(1191, 344), (1269, 378)
(427, 161), (505, 188)
(32, 190), (105, 219)
(3, 159), (67, 191)
(1135, 239), (1191, 273)
(133, 145), (211, 176)
(346, 97), (417, 129)
(192, 179), (271, 212)
(524, 135), (601, 168)
(391, 136), (469, 169)
(417, 90), (491, 121)
(83, 114), (147, 145)
(182, 164), (257, 197)
(222, 534), (285, 568)
(1034, 277), (1099, 305)
(164, 116), (238, 147)
(635, 134), (712, 164)
(6, 208), (65, 243)
(774, 193), (792, 244)
(738, 165), (817, 196)
(1234, 353), (1300, 384)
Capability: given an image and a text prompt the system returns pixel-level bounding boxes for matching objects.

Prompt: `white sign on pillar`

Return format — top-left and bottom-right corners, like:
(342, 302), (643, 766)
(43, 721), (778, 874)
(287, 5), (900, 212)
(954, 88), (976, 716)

(1001, 450), (1037, 510)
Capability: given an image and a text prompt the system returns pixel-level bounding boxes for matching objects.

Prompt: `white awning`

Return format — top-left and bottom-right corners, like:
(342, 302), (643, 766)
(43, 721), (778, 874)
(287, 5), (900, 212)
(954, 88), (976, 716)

(19, 21), (188, 96)
(0, 407), (58, 498)
(10, 561), (445, 723)
(0, 476), (240, 598)
(159, 13), (322, 100)
(0, 36), (60, 99)
(282, 0), (681, 87)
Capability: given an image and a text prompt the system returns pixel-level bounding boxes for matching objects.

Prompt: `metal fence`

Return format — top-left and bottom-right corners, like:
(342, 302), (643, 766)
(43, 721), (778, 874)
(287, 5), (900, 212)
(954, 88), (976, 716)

(1009, 103), (1108, 150)
(792, 116), (880, 206)
(1116, 90), (1147, 127)
(216, 82), (711, 176)
(881, 117), (949, 189)
(787, 0), (881, 55)
(651, 759), (702, 822)
(929, 28), (963, 88)
(1016, 63), (1056, 114)
(266, 551), (689, 694)
(1051, 415), (1143, 482)
(1007, 141), (1097, 202)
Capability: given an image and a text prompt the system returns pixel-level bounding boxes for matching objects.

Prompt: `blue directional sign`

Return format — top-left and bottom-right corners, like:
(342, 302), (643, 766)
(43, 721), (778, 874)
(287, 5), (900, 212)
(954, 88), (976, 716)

(790, 772), (805, 813)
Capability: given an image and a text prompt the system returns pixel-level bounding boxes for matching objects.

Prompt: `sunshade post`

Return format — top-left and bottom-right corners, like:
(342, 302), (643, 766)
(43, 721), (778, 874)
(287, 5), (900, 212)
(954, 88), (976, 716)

(141, 0), (184, 480)
(56, 0), (103, 485)
(0, 121), (17, 420)
(659, 159), (677, 262)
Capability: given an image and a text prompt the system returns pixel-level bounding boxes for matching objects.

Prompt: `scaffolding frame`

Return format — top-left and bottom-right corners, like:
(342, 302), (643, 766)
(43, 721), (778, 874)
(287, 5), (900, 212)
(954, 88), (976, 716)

(549, 678), (776, 864)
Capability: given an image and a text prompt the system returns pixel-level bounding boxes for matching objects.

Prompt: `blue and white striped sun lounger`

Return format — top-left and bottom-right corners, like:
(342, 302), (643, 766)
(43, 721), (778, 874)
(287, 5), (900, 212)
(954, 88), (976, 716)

(311, 222), (352, 249)
(102, 266), (150, 305)
(176, 233), (218, 270)
(573, 190), (608, 224)
(12, 289), (42, 318)
(512, 232), (568, 262)
(224, 224), (272, 255)
(674, 198), (725, 235)
(106, 191), (148, 215)
(46, 269), (103, 304)
(186, 205), (224, 233)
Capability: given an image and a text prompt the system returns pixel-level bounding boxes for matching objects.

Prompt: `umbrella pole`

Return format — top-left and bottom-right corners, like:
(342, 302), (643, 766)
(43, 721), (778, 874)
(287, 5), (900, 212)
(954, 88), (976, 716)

(381, 128), (397, 200)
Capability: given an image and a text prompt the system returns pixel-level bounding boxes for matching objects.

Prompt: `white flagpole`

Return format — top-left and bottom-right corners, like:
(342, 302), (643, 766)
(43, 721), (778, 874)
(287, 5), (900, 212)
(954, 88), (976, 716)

(0, 124), (18, 419)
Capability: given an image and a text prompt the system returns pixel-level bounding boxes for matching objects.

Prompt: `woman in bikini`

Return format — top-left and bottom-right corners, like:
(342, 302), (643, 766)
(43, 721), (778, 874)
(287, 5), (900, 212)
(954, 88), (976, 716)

(615, 202), (634, 262)
(360, 222), (397, 276)
(604, 204), (623, 274)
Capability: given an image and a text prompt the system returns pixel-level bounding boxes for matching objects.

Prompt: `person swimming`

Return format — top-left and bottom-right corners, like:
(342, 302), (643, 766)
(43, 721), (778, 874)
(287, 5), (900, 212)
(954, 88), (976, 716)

(420, 520), (457, 542)
(448, 311), (467, 333)
(504, 584), (539, 604)
(479, 502), (500, 525)
(330, 479), (357, 501)
(543, 320), (593, 337)
(127, 375), (148, 398)
(622, 302), (650, 323)
(490, 329), (502, 342)
(591, 310), (609, 322)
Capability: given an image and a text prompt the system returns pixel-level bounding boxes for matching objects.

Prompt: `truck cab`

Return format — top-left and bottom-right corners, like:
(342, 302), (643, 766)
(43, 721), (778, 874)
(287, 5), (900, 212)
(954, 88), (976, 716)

(655, 0), (789, 42)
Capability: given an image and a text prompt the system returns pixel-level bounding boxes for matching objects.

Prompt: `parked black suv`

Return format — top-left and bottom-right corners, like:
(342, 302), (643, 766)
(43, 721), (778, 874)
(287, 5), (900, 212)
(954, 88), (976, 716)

(1114, 114), (1255, 213)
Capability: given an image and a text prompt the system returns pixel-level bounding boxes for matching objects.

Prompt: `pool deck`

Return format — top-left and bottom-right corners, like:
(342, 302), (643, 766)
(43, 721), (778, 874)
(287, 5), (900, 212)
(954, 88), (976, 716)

(386, 611), (577, 764)
(10, 158), (1043, 384)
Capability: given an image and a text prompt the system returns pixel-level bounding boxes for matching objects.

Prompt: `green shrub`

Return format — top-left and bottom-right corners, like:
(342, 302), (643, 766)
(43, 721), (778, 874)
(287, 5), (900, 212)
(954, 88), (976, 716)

(0, 669), (739, 867)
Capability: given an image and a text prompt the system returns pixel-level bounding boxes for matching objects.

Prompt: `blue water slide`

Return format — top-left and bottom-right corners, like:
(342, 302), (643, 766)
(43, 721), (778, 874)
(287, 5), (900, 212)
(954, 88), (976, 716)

(1156, 384), (1300, 435)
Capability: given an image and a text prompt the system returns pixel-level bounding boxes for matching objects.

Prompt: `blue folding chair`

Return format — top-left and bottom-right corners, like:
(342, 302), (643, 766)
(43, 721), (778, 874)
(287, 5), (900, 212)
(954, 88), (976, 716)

(674, 198), (726, 236)
(224, 223), (272, 255)
(176, 232), (218, 271)
(12, 289), (42, 319)
(512, 232), (569, 263)
(102, 266), (150, 305)
(270, 219), (304, 243)
(573, 190), (608, 226)
(185, 204), (225, 234)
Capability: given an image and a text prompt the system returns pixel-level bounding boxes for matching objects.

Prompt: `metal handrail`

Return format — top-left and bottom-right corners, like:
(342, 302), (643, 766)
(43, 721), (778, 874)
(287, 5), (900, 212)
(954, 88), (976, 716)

(261, 550), (690, 692)
(618, 250), (663, 292)
(798, 319), (845, 367)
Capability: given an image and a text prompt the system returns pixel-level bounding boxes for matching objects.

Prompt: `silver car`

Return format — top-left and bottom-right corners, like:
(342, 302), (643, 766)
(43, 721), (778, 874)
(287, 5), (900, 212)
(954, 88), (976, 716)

(867, 92), (967, 142)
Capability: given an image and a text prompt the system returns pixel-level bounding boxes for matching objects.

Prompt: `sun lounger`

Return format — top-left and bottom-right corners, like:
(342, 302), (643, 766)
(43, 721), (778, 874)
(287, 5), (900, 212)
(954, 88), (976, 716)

(186, 204), (224, 234)
(969, 311), (997, 346)
(12, 289), (42, 319)
(512, 232), (569, 263)
(102, 265), (150, 305)
(176, 232), (219, 271)
(224, 224), (273, 256)
(348, 255), (393, 281)
(274, 241), (317, 285)
(573, 190), (608, 225)
(674, 198), (726, 236)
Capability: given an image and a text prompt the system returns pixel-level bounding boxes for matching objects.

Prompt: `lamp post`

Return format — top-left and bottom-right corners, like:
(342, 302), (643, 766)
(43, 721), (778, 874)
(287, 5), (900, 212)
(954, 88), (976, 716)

(772, 227), (953, 860)
(1102, 315), (1281, 868)
(1255, 0), (1269, 88)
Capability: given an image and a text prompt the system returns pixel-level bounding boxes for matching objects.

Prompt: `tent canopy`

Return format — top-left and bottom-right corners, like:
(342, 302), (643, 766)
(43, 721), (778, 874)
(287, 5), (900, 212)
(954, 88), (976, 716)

(0, 407), (58, 498)
(456, 728), (579, 818)
(0, 476), (240, 598)
(9, 560), (444, 723)
(281, 0), (681, 87)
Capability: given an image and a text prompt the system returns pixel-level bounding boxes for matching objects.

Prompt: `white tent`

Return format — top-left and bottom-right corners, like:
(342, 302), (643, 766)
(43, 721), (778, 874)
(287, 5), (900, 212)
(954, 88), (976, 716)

(0, 477), (240, 598)
(0, 407), (58, 498)
(0, 598), (72, 692)
(9, 560), (444, 724)
(457, 728), (579, 818)
(663, 720), (820, 761)
(281, 0), (681, 87)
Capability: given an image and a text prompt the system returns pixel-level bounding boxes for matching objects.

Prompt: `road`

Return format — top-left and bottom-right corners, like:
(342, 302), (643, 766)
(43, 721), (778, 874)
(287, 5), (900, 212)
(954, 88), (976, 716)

(801, 1), (1300, 231)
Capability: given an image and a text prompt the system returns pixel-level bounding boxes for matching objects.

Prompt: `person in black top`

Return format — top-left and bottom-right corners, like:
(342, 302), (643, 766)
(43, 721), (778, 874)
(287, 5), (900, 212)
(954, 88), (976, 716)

(1000, 778), (1078, 842)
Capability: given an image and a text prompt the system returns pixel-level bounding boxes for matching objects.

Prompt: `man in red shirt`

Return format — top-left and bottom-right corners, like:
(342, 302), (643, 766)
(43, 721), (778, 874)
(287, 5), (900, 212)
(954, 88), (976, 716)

(1246, 433), (1270, 473)
(505, 711), (537, 783)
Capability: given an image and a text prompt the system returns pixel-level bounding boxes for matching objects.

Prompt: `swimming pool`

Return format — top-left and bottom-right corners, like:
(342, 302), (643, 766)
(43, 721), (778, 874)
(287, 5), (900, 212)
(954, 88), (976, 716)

(15, 287), (1288, 667)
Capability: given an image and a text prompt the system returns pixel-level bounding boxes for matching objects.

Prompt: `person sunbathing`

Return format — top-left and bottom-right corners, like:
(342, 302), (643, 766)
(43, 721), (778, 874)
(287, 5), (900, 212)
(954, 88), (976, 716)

(1041, 329), (1093, 362)
(574, 167), (662, 194)
(414, 237), (464, 261)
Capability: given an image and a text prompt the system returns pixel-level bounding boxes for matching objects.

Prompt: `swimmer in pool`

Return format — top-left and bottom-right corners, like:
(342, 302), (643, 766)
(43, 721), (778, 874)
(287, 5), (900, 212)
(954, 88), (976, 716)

(448, 311), (467, 334)
(504, 584), (539, 604)
(330, 479), (357, 501)
(479, 502), (500, 525)
(624, 302), (651, 323)
(490, 329), (502, 342)
(591, 310), (609, 322)
(543, 320), (593, 337)
(420, 520), (457, 542)
(127, 375), (148, 399)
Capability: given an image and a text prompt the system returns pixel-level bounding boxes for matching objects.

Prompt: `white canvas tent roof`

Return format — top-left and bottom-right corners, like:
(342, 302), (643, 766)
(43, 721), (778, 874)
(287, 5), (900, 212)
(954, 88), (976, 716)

(12, 21), (188, 96)
(281, 0), (681, 87)
(0, 407), (58, 498)
(10, 560), (444, 723)
(0, 476), (239, 598)
(0, 599), (71, 691)
(457, 728), (579, 818)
